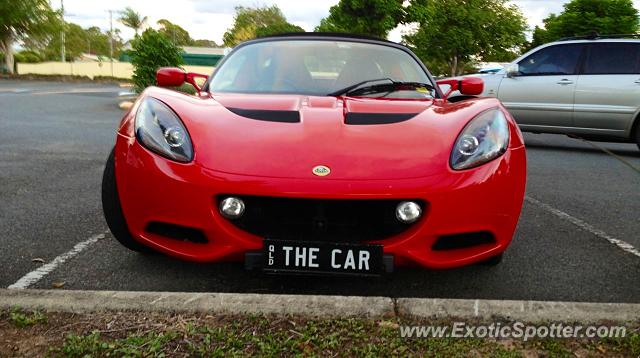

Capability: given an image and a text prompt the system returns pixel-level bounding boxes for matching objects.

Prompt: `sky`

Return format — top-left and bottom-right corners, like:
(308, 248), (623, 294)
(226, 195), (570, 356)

(58, 0), (640, 45)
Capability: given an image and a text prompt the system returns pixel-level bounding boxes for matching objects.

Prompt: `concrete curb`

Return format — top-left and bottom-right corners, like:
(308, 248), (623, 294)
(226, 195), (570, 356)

(0, 289), (393, 318)
(1, 289), (639, 323)
(397, 298), (640, 323)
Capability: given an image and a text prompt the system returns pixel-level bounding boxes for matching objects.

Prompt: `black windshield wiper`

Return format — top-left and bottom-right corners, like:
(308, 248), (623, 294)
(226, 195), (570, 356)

(327, 78), (394, 97)
(328, 78), (435, 97)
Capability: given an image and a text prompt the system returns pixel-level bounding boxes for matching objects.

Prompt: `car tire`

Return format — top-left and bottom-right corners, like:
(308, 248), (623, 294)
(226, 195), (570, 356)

(635, 123), (640, 151)
(478, 253), (503, 266)
(102, 148), (155, 254)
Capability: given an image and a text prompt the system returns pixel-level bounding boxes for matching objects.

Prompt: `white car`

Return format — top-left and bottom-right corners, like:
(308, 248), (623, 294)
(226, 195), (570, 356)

(477, 36), (640, 150)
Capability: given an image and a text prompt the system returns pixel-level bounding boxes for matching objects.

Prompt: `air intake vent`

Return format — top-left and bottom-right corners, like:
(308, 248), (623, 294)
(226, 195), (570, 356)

(345, 112), (418, 125)
(431, 232), (495, 251)
(145, 222), (208, 244)
(227, 107), (300, 123)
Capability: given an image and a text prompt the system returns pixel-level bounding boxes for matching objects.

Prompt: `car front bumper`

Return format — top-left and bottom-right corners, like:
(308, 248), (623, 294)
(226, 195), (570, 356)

(114, 134), (526, 269)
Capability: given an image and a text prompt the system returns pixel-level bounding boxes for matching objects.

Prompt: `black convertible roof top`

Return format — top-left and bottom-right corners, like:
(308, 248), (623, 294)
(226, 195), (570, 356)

(254, 32), (397, 44)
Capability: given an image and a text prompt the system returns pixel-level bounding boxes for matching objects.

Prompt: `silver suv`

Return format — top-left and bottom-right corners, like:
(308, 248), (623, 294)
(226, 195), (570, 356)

(480, 36), (640, 150)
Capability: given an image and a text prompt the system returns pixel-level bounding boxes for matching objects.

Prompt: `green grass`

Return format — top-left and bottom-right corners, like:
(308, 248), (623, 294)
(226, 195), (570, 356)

(52, 320), (505, 357)
(46, 316), (640, 357)
(2, 309), (637, 357)
(9, 307), (47, 328)
(601, 332), (640, 356)
(531, 339), (573, 358)
(59, 331), (178, 357)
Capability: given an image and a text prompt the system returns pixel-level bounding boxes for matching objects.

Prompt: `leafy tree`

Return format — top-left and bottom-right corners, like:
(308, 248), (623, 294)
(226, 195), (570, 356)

(157, 19), (193, 46)
(192, 39), (219, 47)
(86, 26), (122, 58)
(130, 29), (184, 92)
(24, 23), (123, 62)
(403, 0), (527, 77)
(530, 25), (548, 50)
(0, 0), (60, 73)
(315, 0), (404, 38)
(255, 22), (304, 38)
(223, 5), (303, 47)
(42, 22), (85, 60)
(530, 0), (639, 48)
(119, 7), (147, 36)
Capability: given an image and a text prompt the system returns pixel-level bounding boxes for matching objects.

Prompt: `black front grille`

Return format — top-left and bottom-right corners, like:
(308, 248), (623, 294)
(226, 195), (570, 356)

(431, 232), (495, 251)
(222, 196), (424, 243)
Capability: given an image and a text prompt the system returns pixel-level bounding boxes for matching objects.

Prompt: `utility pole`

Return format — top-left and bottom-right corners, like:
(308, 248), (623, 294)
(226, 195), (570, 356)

(108, 10), (114, 77)
(60, 0), (65, 62)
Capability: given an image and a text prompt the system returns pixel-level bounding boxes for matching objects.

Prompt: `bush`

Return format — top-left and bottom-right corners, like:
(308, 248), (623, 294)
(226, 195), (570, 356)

(130, 29), (184, 93)
(14, 50), (44, 63)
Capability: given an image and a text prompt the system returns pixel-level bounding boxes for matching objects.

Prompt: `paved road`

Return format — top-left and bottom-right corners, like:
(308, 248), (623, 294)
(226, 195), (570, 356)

(1, 80), (639, 302)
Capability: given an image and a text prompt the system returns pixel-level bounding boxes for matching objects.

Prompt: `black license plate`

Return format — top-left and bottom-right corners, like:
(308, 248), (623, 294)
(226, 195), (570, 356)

(263, 239), (384, 276)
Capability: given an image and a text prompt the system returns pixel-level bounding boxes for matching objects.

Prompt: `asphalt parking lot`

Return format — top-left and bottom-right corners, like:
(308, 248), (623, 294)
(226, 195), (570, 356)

(1, 79), (639, 303)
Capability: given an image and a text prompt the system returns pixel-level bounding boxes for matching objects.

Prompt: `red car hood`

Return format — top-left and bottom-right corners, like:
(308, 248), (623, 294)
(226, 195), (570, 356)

(146, 89), (504, 180)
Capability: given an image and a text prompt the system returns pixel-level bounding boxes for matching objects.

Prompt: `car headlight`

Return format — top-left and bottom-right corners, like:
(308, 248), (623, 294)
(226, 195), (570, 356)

(450, 108), (509, 170)
(135, 97), (193, 163)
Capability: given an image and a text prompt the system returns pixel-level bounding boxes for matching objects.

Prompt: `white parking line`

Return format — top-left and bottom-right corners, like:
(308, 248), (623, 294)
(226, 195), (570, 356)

(525, 196), (640, 258)
(8, 233), (105, 290)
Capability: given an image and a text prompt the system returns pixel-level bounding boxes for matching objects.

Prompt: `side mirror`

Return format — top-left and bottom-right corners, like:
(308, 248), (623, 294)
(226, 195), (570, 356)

(458, 76), (484, 95)
(156, 67), (209, 94)
(505, 63), (519, 78)
(156, 67), (186, 87)
(436, 77), (484, 99)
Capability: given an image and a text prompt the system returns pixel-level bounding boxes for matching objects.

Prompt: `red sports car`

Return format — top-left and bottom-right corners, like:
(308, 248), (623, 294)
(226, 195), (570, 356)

(102, 34), (526, 276)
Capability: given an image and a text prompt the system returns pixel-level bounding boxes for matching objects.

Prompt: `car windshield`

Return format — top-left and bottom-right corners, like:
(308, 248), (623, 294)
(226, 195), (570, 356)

(209, 39), (433, 98)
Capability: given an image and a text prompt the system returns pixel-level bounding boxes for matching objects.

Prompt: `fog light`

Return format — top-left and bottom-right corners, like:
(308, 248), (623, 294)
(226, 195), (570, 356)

(396, 201), (422, 223)
(219, 197), (245, 219)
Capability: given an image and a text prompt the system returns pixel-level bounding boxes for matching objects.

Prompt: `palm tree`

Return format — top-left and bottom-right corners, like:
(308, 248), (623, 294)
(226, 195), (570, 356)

(118, 7), (147, 36)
